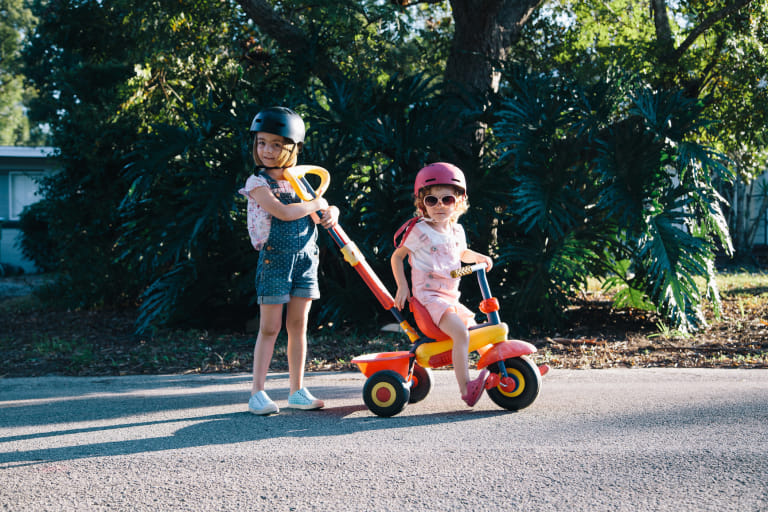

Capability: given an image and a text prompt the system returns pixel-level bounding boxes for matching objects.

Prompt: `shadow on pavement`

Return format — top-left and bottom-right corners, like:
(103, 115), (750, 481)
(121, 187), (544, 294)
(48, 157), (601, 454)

(0, 373), (511, 467)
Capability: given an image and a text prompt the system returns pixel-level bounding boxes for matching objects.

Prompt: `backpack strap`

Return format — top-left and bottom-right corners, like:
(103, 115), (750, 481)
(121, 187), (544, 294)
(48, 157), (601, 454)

(394, 217), (421, 248)
(259, 170), (279, 189)
(259, 170), (292, 204)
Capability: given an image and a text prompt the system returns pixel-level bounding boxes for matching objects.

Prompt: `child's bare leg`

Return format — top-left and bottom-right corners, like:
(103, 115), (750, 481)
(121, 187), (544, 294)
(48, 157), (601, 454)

(438, 312), (471, 396)
(251, 304), (284, 394)
(285, 297), (312, 394)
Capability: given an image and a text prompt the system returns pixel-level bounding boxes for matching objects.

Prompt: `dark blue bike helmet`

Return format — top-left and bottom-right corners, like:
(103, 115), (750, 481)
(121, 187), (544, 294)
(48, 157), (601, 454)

(249, 106), (305, 145)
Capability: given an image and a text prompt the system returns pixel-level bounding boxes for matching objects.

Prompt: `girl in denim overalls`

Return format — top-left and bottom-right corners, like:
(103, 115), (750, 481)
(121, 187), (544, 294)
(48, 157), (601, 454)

(240, 107), (339, 415)
(391, 163), (493, 407)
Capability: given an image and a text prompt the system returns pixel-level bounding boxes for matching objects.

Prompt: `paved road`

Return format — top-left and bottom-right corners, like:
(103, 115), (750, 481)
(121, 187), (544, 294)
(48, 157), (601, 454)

(1, 369), (766, 511)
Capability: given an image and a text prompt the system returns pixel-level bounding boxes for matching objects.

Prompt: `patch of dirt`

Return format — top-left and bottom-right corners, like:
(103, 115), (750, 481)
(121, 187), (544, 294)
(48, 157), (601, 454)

(1, 276), (767, 377)
(541, 293), (768, 369)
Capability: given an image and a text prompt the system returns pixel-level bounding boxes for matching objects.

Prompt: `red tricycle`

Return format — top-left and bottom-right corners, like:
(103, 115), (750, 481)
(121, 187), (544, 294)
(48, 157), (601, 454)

(283, 165), (549, 417)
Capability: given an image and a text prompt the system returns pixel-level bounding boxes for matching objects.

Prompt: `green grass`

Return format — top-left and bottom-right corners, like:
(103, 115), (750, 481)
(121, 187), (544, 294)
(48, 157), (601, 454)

(715, 268), (768, 295)
(584, 267), (768, 298)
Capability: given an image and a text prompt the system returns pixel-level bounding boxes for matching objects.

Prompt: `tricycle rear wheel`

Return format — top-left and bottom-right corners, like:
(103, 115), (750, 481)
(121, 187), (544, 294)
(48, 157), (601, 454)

(486, 355), (541, 411)
(362, 370), (411, 417)
(408, 364), (432, 403)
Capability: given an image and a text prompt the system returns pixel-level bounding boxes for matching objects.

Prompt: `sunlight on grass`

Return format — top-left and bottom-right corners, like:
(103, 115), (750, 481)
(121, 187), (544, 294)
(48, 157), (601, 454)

(647, 321), (693, 341)
(716, 268), (768, 295)
(582, 268), (768, 298)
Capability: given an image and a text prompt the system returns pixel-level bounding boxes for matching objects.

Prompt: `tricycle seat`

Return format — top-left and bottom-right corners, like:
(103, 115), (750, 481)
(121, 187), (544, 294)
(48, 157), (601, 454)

(409, 297), (450, 342)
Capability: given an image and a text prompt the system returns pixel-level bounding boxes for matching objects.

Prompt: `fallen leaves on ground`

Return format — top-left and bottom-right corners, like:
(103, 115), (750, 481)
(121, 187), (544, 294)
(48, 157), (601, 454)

(1, 285), (766, 377)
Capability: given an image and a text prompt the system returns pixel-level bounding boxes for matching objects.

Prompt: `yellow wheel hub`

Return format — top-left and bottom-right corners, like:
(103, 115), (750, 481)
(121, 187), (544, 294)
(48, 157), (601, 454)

(497, 368), (525, 397)
(371, 382), (397, 408)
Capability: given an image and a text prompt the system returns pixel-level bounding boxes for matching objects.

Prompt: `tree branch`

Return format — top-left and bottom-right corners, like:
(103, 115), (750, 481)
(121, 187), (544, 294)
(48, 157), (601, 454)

(672, 0), (754, 62)
(234, 0), (343, 85)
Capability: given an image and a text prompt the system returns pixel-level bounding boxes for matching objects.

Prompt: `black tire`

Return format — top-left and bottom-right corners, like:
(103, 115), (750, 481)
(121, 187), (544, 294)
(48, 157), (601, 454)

(362, 370), (411, 417)
(486, 355), (541, 411)
(408, 364), (433, 404)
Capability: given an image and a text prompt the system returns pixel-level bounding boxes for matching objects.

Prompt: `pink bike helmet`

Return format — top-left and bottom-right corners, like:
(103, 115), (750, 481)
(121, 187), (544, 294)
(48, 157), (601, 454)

(413, 162), (467, 197)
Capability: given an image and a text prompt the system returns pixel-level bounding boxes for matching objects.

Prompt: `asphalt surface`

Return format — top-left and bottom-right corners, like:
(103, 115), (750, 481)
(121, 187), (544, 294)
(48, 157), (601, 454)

(1, 368), (767, 511)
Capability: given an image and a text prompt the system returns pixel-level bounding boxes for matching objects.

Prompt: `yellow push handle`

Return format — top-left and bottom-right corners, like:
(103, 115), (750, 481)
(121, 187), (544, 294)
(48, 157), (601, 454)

(283, 165), (331, 201)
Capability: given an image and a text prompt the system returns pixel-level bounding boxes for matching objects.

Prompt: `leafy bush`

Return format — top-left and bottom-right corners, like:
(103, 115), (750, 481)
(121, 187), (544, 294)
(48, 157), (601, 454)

(17, 201), (57, 272)
(486, 67), (733, 332)
(18, 1), (736, 337)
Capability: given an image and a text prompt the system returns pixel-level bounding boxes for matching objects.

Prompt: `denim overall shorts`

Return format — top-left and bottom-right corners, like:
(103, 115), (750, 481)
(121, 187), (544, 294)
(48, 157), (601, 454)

(255, 171), (320, 304)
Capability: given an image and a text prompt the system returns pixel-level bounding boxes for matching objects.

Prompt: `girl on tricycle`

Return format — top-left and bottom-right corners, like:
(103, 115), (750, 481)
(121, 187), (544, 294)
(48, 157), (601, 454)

(391, 163), (493, 407)
(280, 163), (549, 418)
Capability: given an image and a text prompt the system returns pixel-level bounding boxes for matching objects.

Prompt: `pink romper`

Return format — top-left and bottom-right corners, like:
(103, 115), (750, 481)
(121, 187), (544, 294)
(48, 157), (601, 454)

(403, 221), (476, 327)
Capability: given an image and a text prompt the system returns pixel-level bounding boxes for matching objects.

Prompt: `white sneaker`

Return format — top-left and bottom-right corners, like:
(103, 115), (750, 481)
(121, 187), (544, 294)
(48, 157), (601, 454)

(248, 390), (279, 415)
(286, 388), (324, 410)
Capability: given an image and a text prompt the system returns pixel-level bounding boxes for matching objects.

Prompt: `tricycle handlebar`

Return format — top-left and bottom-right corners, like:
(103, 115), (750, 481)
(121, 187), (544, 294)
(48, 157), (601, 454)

(450, 262), (488, 279)
(283, 165), (331, 201)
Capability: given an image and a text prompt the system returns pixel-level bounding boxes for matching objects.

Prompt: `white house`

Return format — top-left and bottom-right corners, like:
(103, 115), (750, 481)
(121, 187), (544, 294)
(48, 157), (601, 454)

(0, 146), (60, 273)
(740, 171), (768, 248)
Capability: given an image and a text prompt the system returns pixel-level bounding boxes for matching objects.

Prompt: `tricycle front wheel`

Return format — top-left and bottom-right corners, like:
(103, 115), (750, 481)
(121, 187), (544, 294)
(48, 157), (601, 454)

(486, 355), (541, 411)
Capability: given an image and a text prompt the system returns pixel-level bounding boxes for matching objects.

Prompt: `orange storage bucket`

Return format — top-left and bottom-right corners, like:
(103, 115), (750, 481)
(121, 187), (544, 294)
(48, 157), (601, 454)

(352, 351), (412, 378)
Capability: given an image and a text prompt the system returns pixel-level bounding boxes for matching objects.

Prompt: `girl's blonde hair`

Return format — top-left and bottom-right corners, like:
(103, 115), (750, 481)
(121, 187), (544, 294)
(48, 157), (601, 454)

(252, 135), (299, 169)
(414, 185), (468, 223)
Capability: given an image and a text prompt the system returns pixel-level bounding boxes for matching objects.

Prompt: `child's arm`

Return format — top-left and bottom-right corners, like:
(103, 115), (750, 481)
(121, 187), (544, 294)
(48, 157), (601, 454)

(391, 245), (411, 310)
(248, 186), (329, 221)
(460, 249), (493, 272)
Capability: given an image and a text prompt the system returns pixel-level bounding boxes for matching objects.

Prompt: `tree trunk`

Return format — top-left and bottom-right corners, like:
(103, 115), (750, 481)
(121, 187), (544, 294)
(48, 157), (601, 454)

(235, 0), (545, 155)
(445, 0), (543, 98)
(443, 0), (543, 154)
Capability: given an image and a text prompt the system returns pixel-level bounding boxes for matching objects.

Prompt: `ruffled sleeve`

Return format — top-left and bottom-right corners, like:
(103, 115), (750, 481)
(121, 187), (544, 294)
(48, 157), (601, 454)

(238, 174), (269, 199)
(238, 174), (272, 250)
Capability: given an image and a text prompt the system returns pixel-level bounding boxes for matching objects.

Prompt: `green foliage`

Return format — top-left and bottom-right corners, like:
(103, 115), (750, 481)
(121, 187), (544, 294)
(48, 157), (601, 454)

(18, 0), (461, 332)
(524, 0), (768, 260)
(21, 0), (263, 316)
(0, 0), (39, 144)
(16, 200), (57, 272)
(118, 95), (256, 333)
(17, 0), (750, 338)
(535, 0), (768, 176)
(489, 66), (733, 332)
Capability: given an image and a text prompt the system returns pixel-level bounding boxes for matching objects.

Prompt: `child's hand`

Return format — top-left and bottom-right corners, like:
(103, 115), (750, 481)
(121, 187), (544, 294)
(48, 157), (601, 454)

(314, 197), (330, 212)
(308, 197), (329, 225)
(462, 249), (493, 272)
(478, 254), (493, 272)
(319, 206), (339, 229)
(394, 285), (410, 311)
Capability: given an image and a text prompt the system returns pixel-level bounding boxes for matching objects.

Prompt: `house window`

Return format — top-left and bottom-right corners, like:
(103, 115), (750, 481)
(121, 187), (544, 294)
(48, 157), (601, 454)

(10, 171), (45, 220)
